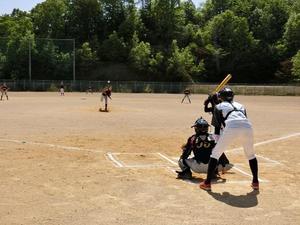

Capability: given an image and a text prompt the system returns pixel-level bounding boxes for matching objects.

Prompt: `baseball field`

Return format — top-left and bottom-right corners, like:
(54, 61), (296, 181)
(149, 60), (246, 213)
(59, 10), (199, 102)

(0, 92), (299, 225)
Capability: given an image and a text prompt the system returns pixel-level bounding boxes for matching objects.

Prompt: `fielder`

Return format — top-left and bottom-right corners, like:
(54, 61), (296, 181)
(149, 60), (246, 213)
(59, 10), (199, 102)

(0, 83), (9, 100)
(99, 84), (112, 112)
(59, 81), (65, 96)
(176, 117), (232, 180)
(199, 87), (259, 191)
(181, 88), (191, 103)
(86, 86), (93, 94)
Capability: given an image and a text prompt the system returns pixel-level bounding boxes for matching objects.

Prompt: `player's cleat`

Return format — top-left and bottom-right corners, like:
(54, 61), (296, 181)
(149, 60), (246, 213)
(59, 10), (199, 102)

(99, 108), (109, 112)
(251, 182), (259, 190)
(176, 170), (192, 180)
(199, 181), (211, 191)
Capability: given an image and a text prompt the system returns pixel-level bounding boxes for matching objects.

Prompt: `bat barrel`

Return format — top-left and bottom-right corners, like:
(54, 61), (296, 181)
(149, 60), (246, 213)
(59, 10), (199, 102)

(213, 74), (232, 94)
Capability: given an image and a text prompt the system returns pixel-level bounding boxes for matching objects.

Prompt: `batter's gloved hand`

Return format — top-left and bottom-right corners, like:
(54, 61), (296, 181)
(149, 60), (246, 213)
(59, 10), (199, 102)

(204, 95), (212, 106)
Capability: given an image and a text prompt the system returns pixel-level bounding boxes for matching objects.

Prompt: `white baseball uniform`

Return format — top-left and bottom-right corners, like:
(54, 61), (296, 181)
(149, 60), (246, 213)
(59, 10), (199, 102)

(211, 101), (256, 160)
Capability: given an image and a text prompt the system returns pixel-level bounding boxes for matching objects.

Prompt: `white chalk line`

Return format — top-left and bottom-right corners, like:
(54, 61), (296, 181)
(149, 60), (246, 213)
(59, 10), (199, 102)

(231, 165), (267, 182)
(226, 132), (300, 154)
(156, 152), (178, 165)
(0, 138), (103, 153)
(107, 152), (176, 168)
(106, 152), (162, 168)
(107, 133), (297, 168)
(160, 153), (268, 182)
(167, 168), (267, 186)
(106, 152), (124, 167)
(107, 151), (273, 181)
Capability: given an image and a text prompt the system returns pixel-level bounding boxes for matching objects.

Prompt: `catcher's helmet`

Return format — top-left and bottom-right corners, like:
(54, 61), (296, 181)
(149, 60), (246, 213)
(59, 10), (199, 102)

(191, 117), (209, 134)
(219, 87), (234, 102)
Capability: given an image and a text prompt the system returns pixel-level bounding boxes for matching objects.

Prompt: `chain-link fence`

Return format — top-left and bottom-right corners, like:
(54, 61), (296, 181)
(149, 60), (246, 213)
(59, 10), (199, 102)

(1, 79), (300, 96)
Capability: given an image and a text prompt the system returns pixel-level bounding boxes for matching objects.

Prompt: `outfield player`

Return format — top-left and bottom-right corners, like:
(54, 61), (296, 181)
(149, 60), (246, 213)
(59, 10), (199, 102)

(176, 117), (231, 179)
(99, 84), (112, 112)
(0, 83), (9, 100)
(199, 87), (259, 191)
(60, 81), (65, 96)
(181, 88), (191, 103)
(86, 85), (93, 94)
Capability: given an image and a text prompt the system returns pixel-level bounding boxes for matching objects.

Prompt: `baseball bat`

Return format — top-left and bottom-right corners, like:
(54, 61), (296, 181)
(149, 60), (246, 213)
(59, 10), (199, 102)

(212, 74), (232, 94)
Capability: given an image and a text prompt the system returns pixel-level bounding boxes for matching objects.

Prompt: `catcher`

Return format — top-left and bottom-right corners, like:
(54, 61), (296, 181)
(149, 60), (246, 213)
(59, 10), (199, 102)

(99, 84), (112, 112)
(176, 117), (231, 179)
(0, 83), (9, 100)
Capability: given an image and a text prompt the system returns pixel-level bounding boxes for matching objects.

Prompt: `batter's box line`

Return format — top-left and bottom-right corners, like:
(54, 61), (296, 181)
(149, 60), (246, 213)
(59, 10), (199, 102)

(106, 152), (175, 168)
(106, 152), (268, 182)
(166, 167), (269, 186)
(226, 132), (300, 165)
(158, 153), (268, 183)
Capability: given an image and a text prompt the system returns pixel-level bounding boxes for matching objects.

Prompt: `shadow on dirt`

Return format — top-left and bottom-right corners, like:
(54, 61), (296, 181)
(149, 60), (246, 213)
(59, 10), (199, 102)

(207, 190), (259, 208)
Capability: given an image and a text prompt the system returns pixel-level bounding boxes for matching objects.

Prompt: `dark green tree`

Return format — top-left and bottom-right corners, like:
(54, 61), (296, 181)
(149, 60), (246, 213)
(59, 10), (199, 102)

(66, 0), (103, 45)
(291, 50), (300, 80)
(100, 31), (127, 62)
(31, 0), (68, 38)
(202, 10), (257, 81)
(283, 13), (300, 56)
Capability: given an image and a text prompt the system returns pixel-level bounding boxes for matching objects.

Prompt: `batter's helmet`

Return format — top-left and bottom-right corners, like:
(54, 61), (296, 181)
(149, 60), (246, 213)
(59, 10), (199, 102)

(191, 117), (209, 134)
(219, 87), (234, 102)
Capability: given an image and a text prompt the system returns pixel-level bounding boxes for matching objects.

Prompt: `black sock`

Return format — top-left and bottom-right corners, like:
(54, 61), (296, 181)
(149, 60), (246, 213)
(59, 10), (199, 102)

(249, 158), (258, 183)
(205, 158), (218, 184)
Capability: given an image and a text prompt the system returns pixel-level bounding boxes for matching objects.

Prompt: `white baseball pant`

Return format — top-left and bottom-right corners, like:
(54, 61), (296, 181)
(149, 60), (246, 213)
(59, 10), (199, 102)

(211, 121), (256, 160)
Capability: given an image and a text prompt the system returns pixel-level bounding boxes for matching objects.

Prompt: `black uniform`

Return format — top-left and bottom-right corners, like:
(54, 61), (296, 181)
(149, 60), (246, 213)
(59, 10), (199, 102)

(178, 133), (230, 173)
(181, 134), (215, 164)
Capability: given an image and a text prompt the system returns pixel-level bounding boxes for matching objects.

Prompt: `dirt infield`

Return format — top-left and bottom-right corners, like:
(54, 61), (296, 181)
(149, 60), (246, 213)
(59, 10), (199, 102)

(0, 92), (300, 225)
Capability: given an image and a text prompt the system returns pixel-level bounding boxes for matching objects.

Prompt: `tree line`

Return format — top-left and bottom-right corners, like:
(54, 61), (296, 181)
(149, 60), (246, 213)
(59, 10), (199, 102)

(0, 0), (300, 83)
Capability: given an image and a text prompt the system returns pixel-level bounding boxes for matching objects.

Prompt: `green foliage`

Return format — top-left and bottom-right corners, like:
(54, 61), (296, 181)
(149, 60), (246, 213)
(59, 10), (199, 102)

(47, 83), (59, 91)
(31, 0), (68, 38)
(33, 40), (72, 79)
(283, 13), (300, 55)
(251, 0), (289, 44)
(201, 10), (257, 81)
(142, 0), (185, 47)
(3, 16), (35, 79)
(129, 41), (151, 72)
(166, 40), (205, 82)
(100, 31), (128, 62)
(66, 0), (103, 44)
(77, 42), (97, 63)
(202, 10), (254, 53)
(149, 52), (164, 79)
(0, 0), (298, 83)
(292, 50), (300, 80)
(102, 0), (126, 38)
(118, 0), (144, 45)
